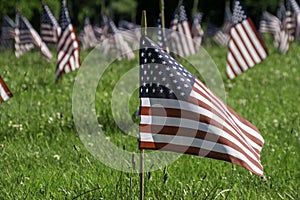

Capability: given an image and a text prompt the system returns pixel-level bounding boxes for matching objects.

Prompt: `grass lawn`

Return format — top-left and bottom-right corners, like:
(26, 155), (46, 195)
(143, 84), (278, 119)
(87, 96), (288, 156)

(0, 41), (299, 199)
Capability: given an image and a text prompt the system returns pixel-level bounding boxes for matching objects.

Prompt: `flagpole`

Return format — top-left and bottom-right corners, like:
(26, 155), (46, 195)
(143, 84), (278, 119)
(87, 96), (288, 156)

(160, 0), (165, 36)
(192, 0), (199, 16)
(139, 10), (147, 200)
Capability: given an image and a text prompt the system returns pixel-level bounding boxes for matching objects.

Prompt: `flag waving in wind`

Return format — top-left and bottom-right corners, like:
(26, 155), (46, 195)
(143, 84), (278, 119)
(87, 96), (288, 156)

(0, 76), (12, 103)
(139, 36), (265, 177)
(226, 0), (268, 79)
(15, 13), (52, 60)
(41, 3), (60, 44)
(56, 0), (80, 80)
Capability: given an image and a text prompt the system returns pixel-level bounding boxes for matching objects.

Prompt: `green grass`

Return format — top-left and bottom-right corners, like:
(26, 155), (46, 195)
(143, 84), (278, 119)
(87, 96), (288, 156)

(0, 42), (299, 199)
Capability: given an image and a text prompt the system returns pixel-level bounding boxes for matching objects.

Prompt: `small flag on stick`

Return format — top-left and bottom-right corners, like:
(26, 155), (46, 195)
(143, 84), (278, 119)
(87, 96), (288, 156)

(15, 13), (52, 60)
(226, 0), (268, 79)
(0, 76), (13, 103)
(56, 0), (80, 80)
(41, 3), (61, 44)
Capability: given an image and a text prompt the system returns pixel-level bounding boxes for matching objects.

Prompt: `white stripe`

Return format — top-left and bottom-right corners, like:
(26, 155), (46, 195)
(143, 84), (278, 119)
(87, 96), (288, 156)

(228, 38), (248, 71)
(227, 52), (242, 76)
(235, 24), (261, 64)
(177, 24), (190, 56)
(58, 41), (79, 72)
(41, 24), (54, 29)
(242, 20), (267, 59)
(226, 64), (235, 79)
(231, 27), (255, 67)
(139, 132), (263, 175)
(58, 32), (76, 60)
(64, 64), (70, 73)
(170, 32), (183, 56)
(58, 24), (74, 49)
(70, 55), (76, 71)
(0, 85), (9, 101)
(182, 21), (196, 54)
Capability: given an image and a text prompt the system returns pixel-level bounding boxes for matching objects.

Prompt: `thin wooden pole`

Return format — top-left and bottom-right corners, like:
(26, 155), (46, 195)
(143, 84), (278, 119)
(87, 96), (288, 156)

(139, 10), (147, 200)
(139, 150), (144, 200)
(160, 0), (165, 36)
(192, 0), (199, 16)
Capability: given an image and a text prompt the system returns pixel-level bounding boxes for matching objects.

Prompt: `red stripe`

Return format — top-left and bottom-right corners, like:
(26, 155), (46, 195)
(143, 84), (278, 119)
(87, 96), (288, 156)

(0, 76), (13, 102)
(139, 142), (263, 176)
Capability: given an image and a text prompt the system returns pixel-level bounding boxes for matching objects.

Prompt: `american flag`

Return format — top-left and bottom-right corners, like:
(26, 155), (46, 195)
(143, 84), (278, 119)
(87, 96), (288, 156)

(139, 36), (264, 177)
(288, 0), (300, 42)
(14, 13), (35, 57)
(0, 76), (12, 103)
(108, 19), (135, 60)
(206, 23), (230, 47)
(1, 15), (15, 49)
(169, 4), (196, 57)
(15, 13), (52, 60)
(284, 0), (296, 42)
(259, 11), (281, 35)
(79, 16), (98, 50)
(157, 13), (169, 53)
(41, 3), (60, 44)
(56, 0), (80, 80)
(226, 0), (268, 79)
(259, 11), (289, 54)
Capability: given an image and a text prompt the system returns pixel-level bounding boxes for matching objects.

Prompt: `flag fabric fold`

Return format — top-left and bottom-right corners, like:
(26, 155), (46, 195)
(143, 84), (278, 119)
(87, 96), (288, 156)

(139, 36), (264, 177)
(41, 3), (61, 44)
(56, 0), (80, 80)
(0, 76), (13, 103)
(226, 0), (268, 79)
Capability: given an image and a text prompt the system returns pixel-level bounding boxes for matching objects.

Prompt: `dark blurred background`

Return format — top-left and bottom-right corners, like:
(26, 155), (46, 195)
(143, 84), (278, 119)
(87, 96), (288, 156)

(0, 0), (295, 30)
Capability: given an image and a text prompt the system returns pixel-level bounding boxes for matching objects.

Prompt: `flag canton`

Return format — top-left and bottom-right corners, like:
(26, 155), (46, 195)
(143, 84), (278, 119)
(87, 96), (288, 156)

(59, 1), (71, 30)
(157, 13), (167, 49)
(232, 0), (247, 24)
(193, 12), (203, 24)
(84, 16), (91, 26)
(17, 14), (32, 30)
(179, 5), (188, 22)
(2, 15), (14, 28)
(206, 23), (219, 37)
(140, 36), (195, 100)
(289, 0), (300, 13)
(42, 4), (59, 26)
